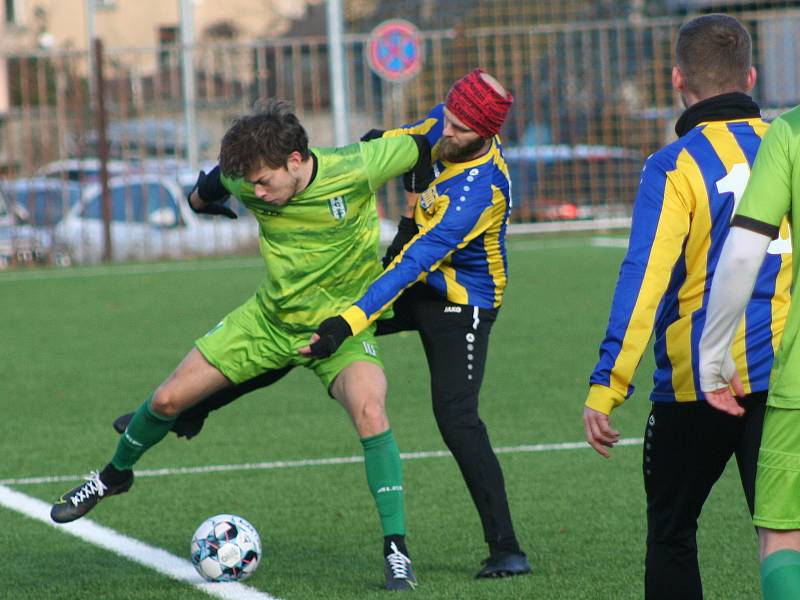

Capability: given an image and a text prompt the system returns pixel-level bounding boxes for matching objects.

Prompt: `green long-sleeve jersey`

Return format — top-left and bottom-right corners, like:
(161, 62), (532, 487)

(732, 105), (800, 407)
(221, 135), (420, 333)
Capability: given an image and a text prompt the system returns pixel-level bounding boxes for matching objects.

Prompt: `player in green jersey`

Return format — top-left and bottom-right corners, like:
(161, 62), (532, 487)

(50, 99), (431, 591)
(699, 104), (800, 599)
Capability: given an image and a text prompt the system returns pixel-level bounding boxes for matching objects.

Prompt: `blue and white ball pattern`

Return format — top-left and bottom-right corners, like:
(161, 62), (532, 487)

(190, 514), (261, 582)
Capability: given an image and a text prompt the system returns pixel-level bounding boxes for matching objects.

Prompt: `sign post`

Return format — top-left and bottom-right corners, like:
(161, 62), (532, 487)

(367, 19), (424, 133)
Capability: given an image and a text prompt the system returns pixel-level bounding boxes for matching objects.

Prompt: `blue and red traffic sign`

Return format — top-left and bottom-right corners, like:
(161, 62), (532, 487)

(367, 19), (424, 83)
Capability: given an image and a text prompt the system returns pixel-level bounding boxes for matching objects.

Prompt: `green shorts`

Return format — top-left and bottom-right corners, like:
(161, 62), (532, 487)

(194, 294), (383, 392)
(754, 406), (800, 529)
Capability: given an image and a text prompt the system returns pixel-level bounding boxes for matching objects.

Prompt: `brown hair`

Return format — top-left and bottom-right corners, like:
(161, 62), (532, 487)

(219, 99), (310, 179)
(675, 14), (752, 98)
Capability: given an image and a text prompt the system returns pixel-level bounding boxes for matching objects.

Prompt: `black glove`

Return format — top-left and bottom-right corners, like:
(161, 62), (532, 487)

(307, 316), (353, 358)
(382, 216), (418, 267)
(360, 128), (386, 142)
(188, 166), (237, 219)
(403, 134), (434, 193)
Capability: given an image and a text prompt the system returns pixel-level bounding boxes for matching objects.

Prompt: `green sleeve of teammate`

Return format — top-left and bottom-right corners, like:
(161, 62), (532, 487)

(737, 117), (793, 227)
(359, 135), (420, 192)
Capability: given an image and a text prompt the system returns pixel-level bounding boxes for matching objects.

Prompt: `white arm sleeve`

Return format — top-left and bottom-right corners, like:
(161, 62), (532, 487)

(699, 226), (772, 392)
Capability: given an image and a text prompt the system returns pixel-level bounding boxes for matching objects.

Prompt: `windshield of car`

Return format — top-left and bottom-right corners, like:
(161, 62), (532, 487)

(10, 185), (81, 226)
(80, 183), (180, 223)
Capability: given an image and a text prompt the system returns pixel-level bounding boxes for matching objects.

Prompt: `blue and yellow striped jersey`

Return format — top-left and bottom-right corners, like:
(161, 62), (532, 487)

(341, 104), (512, 335)
(380, 102), (446, 155)
(587, 117), (791, 413)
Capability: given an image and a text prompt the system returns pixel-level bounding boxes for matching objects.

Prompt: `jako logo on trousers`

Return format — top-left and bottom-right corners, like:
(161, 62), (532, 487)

(377, 485), (403, 494)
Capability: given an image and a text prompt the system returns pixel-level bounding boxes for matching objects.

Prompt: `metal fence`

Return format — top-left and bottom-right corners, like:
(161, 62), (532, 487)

(1, 1), (798, 267)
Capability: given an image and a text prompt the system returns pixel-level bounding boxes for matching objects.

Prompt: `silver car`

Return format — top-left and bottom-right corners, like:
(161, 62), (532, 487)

(56, 173), (259, 264)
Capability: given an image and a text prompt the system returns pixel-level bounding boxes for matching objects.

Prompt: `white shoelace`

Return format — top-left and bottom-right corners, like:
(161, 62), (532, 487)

(69, 470), (108, 507)
(386, 542), (412, 580)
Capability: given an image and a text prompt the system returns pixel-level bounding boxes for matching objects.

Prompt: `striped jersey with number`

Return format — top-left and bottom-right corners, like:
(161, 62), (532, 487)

(587, 117), (791, 412)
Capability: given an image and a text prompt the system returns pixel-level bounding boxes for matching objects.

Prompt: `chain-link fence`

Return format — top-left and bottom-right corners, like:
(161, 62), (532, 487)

(0, 0), (798, 266)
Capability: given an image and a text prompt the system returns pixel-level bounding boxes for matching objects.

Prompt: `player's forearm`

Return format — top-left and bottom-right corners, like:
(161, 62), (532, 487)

(699, 226), (771, 392)
(345, 235), (451, 334)
(342, 262), (428, 335)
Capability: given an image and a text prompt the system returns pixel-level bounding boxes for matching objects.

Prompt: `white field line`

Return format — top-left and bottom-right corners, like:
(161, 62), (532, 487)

(0, 485), (278, 600)
(591, 236), (629, 248)
(0, 234), (631, 284)
(0, 438), (644, 487)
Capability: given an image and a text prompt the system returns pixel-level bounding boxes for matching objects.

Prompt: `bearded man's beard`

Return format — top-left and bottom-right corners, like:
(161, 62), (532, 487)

(438, 136), (488, 162)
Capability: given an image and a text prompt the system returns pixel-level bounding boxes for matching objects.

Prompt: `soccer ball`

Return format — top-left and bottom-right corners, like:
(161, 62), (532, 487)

(190, 514), (262, 582)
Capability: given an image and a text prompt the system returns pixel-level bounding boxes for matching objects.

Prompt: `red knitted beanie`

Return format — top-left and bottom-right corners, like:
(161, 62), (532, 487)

(445, 69), (513, 138)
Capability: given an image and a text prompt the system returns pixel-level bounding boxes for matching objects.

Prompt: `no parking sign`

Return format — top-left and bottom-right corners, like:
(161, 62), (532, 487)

(367, 19), (424, 83)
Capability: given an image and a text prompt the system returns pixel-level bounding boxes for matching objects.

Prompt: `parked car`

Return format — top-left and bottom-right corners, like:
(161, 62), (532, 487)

(0, 185), (22, 267)
(503, 144), (644, 222)
(0, 178), (80, 266)
(55, 174), (259, 263)
(3, 178), (82, 226)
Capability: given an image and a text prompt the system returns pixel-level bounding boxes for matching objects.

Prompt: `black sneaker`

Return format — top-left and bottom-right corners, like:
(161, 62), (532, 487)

(384, 541), (417, 591)
(475, 551), (532, 578)
(50, 469), (134, 523)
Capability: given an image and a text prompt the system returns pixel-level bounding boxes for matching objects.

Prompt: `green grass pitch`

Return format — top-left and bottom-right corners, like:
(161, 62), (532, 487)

(0, 234), (759, 599)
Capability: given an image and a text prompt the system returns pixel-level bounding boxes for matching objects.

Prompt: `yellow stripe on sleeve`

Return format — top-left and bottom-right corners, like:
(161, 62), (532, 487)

(484, 186), (509, 307)
(384, 117), (439, 138)
(664, 151), (706, 399)
(585, 384), (626, 415)
(341, 305), (370, 337)
(610, 173), (690, 397)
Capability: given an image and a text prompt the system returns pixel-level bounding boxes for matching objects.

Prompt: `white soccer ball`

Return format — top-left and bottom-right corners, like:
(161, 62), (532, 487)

(190, 514), (262, 582)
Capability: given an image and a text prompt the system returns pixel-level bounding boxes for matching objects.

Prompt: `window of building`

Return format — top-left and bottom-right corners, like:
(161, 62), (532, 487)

(158, 26), (180, 71)
(5, 0), (16, 25)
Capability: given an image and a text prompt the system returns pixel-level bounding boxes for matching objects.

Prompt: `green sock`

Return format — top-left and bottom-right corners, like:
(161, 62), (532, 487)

(361, 429), (405, 537)
(110, 396), (176, 471)
(762, 549), (800, 599)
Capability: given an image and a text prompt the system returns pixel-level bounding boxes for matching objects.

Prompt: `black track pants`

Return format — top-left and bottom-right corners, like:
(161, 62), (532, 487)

(643, 393), (766, 600)
(378, 284), (520, 553)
